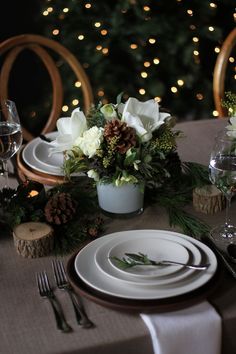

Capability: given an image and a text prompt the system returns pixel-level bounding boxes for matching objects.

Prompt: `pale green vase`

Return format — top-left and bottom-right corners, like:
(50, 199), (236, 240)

(96, 183), (144, 217)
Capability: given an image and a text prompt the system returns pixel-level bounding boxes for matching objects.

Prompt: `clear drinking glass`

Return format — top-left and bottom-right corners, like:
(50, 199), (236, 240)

(0, 100), (22, 187)
(209, 128), (236, 245)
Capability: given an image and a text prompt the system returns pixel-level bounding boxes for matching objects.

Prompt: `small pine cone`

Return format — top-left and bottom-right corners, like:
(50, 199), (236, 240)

(104, 119), (136, 154)
(44, 192), (77, 225)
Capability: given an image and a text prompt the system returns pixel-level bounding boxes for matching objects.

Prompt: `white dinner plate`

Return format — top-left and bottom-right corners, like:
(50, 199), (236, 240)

(107, 237), (189, 278)
(94, 233), (202, 286)
(22, 132), (64, 176)
(74, 230), (217, 300)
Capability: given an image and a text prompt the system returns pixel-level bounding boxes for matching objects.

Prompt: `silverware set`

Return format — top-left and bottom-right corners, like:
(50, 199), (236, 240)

(36, 259), (93, 332)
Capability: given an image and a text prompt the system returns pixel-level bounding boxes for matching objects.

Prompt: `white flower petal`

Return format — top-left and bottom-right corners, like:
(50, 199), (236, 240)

(56, 117), (71, 135)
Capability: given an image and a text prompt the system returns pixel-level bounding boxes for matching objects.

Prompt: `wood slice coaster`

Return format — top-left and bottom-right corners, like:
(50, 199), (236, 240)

(13, 222), (54, 258)
(193, 185), (225, 214)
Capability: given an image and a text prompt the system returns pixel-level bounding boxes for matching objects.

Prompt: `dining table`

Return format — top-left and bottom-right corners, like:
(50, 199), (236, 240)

(1, 117), (236, 354)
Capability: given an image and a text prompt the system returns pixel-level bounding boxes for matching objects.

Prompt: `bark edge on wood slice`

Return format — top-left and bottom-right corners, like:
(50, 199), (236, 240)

(13, 222), (54, 258)
(193, 185), (225, 214)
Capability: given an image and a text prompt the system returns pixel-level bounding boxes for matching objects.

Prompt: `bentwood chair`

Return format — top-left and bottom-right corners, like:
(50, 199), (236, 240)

(213, 27), (236, 118)
(0, 34), (94, 141)
(0, 34), (94, 185)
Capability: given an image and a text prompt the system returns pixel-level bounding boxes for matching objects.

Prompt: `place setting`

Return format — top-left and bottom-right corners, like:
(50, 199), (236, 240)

(66, 229), (219, 312)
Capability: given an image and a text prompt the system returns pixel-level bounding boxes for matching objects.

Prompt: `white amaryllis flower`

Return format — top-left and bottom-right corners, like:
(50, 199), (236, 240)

(120, 97), (170, 142)
(49, 108), (87, 154)
(226, 116), (236, 138)
(100, 103), (118, 120)
(75, 126), (104, 158)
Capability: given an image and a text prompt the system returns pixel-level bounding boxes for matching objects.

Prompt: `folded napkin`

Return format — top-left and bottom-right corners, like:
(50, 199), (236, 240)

(141, 301), (221, 354)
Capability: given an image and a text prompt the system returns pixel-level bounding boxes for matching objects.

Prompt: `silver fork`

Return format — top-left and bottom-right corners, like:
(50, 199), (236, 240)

(36, 271), (72, 333)
(52, 259), (94, 328)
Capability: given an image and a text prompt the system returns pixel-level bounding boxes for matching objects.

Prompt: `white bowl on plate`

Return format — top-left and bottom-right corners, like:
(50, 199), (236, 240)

(32, 140), (64, 169)
(107, 237), (190, 279)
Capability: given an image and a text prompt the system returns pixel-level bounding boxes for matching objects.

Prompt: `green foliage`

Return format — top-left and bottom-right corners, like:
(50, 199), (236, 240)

(39, 0), (235, 119)
(222, 91), (236, 116)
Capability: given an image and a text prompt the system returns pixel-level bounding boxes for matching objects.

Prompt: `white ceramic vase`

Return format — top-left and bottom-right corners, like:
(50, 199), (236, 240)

(96, 183), (144, 216)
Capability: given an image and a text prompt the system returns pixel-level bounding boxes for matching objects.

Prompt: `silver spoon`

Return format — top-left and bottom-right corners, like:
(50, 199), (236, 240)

(157, 260), (210, 270)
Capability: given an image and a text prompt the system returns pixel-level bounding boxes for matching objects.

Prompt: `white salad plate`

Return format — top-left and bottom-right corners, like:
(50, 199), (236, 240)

(94, 234), (202, 286)
(74, 230), (217, 300)
(22, 132), (64, 176)
(107, 237), (189, 278)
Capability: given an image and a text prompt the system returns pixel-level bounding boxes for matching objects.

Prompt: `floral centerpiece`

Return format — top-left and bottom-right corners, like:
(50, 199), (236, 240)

(49, 95), (182, 214)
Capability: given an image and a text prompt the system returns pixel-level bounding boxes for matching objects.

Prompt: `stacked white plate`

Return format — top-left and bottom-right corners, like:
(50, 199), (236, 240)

(74, 230), (217, 300)
(22, 132), (65, 176)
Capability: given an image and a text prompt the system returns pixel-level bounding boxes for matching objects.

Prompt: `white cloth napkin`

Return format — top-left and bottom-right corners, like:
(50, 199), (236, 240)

(141, 301), (221, 354)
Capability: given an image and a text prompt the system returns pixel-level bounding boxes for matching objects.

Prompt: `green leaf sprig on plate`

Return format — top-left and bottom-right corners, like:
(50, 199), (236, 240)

(111, 252), (162, 269)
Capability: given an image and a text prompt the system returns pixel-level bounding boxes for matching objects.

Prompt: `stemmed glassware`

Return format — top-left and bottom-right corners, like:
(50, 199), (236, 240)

(0, 100), (22, 188)
(209, 128), (236, 245)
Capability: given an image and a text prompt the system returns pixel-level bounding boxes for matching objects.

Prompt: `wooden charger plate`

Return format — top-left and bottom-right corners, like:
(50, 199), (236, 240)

(66, 251), (222, 313)
(17, 146), (66, 186)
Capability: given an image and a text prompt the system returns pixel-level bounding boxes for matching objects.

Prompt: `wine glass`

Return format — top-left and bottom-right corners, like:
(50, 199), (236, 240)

(0, 100), (22, 188)
(209, 128), (236, 246)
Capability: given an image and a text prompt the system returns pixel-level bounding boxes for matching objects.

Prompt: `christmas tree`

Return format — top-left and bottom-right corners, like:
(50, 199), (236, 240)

(38, 0), (236, 120)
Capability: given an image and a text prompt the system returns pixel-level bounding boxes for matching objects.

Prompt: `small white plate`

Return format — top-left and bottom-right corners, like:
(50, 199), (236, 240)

(108, 237), (189, 278)
(95, 235), (202, 286)
(74, 230), (217, 300)
(22, 132), (64, 176)
(33, 141), (64, 169)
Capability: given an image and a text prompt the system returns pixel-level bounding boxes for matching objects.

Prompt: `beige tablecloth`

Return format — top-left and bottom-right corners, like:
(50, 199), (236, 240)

(1, 118), (236, 354)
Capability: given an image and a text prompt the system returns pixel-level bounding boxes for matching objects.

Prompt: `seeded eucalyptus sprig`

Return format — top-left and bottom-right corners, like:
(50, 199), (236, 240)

(111, 252), (161, 269)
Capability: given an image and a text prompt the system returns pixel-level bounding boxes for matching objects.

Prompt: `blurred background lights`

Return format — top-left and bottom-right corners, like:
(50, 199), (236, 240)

(75, 81), (81, 87)
(153, 58), (160, 64)
(139, 88), (146, 95)
(52, 29), (59, 35)
(62, 105), (69, 112)
(78, 34), (84, 40)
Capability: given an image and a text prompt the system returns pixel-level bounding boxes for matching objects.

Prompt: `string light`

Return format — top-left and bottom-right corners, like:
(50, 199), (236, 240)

(213, 110), (219, 117)
(209, 2), (217, 8)
(153, 58), (160, 64)
(139, 88), (146, 95)
(141, 71), (148, 78)
(177, 79), (184, 86)
(78, 34), (84, 40)
(171, 86), (178, 93)
(148, 38), (156, 44)
(154, 97), (162, 103)
(85, 3), (92, 9)
(62, 105), (69, 112)
(72, 99), (79, 106)
(63, 8), (69, 13)
(101, 29), (108, 36)
(97, 90), (104, 97)
(229, 57), (235, 63)
(52, 29), (59, 35)
(208, 26), (215, 32)
(130, 44), (138, 49)
(214, 46), (220, 53)
(144, 61), (151, 67)
(75, 81), (81, 87)
(94, 22), (101, 28)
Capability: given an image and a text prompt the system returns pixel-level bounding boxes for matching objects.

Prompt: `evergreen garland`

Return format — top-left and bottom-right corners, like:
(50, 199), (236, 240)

(0, 161), (211, 255)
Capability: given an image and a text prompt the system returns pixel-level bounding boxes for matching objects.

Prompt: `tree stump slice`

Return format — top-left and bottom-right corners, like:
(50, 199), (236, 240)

(13, 222), (54, 258)
(193, 185), (225, 214)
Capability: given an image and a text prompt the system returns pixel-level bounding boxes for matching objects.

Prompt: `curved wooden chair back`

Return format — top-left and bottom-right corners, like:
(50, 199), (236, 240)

(213, 28), (236, 118)
(0, 34), (93, 141)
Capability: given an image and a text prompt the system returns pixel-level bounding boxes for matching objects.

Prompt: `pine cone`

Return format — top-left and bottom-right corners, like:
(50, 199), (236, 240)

(44, 192), (77, 225)
(104, 119), (136, 154)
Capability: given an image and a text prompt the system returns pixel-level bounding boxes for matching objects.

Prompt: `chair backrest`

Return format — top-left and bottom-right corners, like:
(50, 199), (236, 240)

(0, 34), (94, 141)
(213, 28), (236, 118)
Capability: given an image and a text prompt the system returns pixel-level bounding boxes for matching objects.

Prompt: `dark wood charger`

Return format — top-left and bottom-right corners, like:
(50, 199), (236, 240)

(66, 251), (222, 313)
(17, 146), (66, 186)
